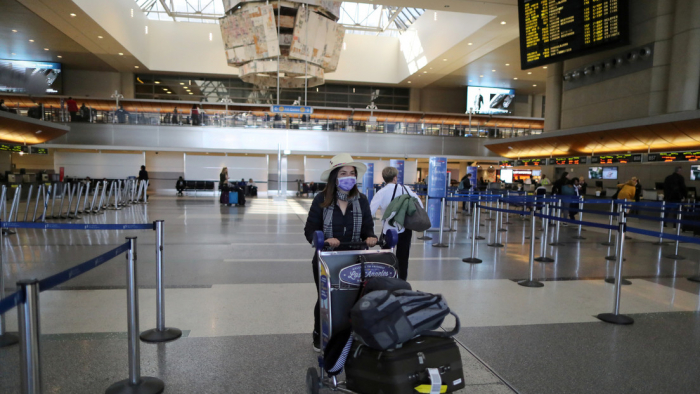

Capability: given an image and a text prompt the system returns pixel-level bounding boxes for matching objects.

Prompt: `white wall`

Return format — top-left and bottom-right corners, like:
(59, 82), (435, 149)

(305, 158), (329, 183)
(184, 154), (268, 191)
(63, 70), (125, 98)
(326, 35), (401, 84)
(54, 151), (144, 178)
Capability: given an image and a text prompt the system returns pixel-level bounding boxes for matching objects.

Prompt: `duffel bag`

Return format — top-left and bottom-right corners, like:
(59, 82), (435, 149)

(351, 290), (460, 350)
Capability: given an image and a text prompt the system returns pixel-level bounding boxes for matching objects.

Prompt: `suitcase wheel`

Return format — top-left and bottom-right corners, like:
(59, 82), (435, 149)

(306, 368), (320, 394)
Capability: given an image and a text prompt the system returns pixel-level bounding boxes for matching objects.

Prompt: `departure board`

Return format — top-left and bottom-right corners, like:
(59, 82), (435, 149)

(648, 152), (700, 162)
(518, 0), (629, 69)
(520, 158), (545, 166)
(549, 157), (586, 165)
(591, 154), (642, 164)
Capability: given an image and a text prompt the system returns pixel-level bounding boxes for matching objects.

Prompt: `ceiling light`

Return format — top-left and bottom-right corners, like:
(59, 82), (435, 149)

(44, 48), (49, 51)
(492, 70), (496, 72)
(408, 81), (412, 84)
(514, 78), (518, 80)
(423, 71), (427, 74)
(533, 84), (537, 87)
(180, 82), (185, 85)
(528, 72), (532, 74)
(209, 32), (213, 41)
(506, 63), (510, 66)
(543, 66), (548, 69)
(343, 42), (347, 50)
(163, 88), (168, 91)
(130, 8), (134, 18)
(443, 58), (447, 61)
(167, 92), (171, 94)
(57, 55), (62, 58)
(134, 66), (139, 69)
(155, 81), (160, 84)
(70, 13), (76, 17)
(145, 26), (149, 34)
(479, 75), (483, 78)
(189, 93), (194, 95)
(501, 21), (506, 25)
(36, 130), (42, 134)
(29, 39), (34, 42)
(468, 80), (472, 82)
(119, 52), (124, 56)
(11, 53), (15, 55)
(468, 43), (473, 46)
(11, 30), (17, 33)
(98, 35), (103, 39)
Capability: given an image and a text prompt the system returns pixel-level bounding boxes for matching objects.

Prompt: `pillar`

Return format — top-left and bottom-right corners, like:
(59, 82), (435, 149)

(543, 62), (563, 132)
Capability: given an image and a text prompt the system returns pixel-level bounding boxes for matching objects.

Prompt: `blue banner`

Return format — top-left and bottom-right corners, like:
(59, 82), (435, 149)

(467, 166), (478, 191)
(361, 163), (374, 201)
(427, 157), (448, 229)
(389, 159), (405, 184)
(270, 105), (313, 114)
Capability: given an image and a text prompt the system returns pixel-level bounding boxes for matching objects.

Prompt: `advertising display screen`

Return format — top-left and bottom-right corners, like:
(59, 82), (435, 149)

(602, 167), (618, 180)
(0, 59), (62, 94)
(532, 170), (542, 176)
(691, 165), (700, 181)
(467, 86), (515, 115)
(500, 169), (514, 184)
(518, 0), (630, 69)
(589, 167), (603, 179)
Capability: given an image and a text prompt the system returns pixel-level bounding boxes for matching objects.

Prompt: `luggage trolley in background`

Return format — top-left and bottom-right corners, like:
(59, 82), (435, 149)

(306, 230), (400, 394)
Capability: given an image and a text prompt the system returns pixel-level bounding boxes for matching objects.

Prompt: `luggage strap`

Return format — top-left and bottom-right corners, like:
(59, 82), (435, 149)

(418, 311), (461, 339)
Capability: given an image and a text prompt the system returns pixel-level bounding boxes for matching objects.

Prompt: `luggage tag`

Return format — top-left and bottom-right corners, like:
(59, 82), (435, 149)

(414, 368), (446, 393)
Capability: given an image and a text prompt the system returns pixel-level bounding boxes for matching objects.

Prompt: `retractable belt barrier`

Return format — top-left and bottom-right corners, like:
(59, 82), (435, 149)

(0, 220), (180, 394)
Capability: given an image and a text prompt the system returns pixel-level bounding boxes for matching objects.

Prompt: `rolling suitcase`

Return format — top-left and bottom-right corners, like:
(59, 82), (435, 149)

(345, 336), (465, 394)
(229, 191), (238, 205)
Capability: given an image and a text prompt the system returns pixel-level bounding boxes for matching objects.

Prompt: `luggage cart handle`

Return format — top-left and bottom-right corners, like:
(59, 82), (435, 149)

(313, 230), (398, 251)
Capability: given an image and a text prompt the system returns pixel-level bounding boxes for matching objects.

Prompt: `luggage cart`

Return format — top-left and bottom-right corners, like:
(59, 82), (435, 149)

(306, 230), (399, 394)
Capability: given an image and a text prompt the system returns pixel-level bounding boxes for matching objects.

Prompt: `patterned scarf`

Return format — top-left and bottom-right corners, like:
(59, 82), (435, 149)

(323, 192), (362, 247)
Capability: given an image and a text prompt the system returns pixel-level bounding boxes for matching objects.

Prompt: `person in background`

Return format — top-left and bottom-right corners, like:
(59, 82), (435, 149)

(219, 167), (229, 190)
(631, 176), (642, 215)
(176, 176), (186, 196)
(66, 97), (79, 122)
(370, 166), (424, 281)
(0, 99), (8, 112)
(115, 105), (129, 124)
(191, 104), (200, 126)
(458, 173), (472, 211)
(238, 178), (247, 188)
(79, 103), (90, 122)
(578, 176), (588, 195)
(304, 154), (377, 352)
(561, 177), (580, 224)
(552, 172), (569, 195)
(540, 174), (551, 186)
(524, 175), (533, 185)
(664, 166), (687, 227)
(138, 165), (149, 183)
(617, 178), (637, 202)
(172, 108), (179, 125)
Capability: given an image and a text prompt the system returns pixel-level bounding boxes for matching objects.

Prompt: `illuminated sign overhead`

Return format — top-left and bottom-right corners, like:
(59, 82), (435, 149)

(648, 151), (700, 162)
(591, 154), (642, 164)
(549, 157), (586, 165)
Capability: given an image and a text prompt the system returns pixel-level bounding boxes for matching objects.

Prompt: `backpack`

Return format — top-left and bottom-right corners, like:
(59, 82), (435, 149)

(561, 185), (575, 196)
(351, 289), (460, 350)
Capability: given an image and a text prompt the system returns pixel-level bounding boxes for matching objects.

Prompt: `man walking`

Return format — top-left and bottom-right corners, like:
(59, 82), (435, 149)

(664, 166), (687, 227)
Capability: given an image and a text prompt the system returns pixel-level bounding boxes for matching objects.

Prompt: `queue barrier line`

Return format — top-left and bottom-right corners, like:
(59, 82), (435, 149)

(477, 204), (532, 216)
(554, 206), (621, 216)
(38, 241), (131, 292)
(534, 213), (618, 231)
(625, 213), (698, 225)
(0, 222), (155, 230)
(625, 226), (700, 245)
(0, 290), (22, 316)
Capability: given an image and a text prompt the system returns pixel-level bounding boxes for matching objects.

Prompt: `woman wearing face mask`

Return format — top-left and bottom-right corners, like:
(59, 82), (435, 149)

(304, 153), (377, 352)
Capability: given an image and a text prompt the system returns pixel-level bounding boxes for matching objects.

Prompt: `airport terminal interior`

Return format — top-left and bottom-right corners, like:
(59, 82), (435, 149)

(1, 0), (700, 393)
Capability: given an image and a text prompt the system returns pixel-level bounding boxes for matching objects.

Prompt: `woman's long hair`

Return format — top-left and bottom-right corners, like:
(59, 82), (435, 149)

(320, 167), (360, 208)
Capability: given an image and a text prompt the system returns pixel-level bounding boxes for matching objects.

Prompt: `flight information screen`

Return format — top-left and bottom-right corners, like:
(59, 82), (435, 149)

(518, 0), (629, 69)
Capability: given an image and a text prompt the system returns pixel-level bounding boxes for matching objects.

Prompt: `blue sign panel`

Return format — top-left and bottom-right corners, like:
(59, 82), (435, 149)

(427, 157), (448, 229)
(389, 159), (405, 184)
(361, 163), (374, 201)
(467, 166), (479, 192)
(270, 105), (314, 114)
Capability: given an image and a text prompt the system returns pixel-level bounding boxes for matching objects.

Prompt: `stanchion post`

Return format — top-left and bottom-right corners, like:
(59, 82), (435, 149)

(475, 195), (485, 240)
(535, 202), (554, 263)
(106, 237), (165, 394)
(665, 206), (686, 260)
(31, 185), (42, 223)
(601, 200), (615, 246)
(605, 201), (624, 262)
(498, 197), (507, 232)
(550, 197), (564, 246)
(24, 184), (34, 222)
(141, 221), (182, 343)
(571, 196), (586, 240)
(463, 197), (482, 264)
(17, 279), (42, 393)
(432, 198), (448, 247)
(653, 201), (667, 245)
(0, 228), (19, 347)
(488, 200), (504, 248)
(518, 209), (544, 288)
(597, 211), (634, 325)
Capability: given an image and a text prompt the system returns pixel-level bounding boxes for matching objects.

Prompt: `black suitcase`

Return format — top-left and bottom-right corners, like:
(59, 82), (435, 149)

(345, 336), (465, 394)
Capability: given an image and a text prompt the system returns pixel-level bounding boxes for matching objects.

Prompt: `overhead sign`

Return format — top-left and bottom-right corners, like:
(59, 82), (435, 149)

(518, 0), (630, 69)
(648, 151), (700, 162)
(270, 105), (313, 114)
(389, 159), (405, 184)
(520, 158), (544, 166)
(591, 154), (642, 164)
(549, 157), (586, 165)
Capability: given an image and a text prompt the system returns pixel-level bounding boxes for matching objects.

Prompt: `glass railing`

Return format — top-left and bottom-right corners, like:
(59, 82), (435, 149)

(1, 100), (544, 139)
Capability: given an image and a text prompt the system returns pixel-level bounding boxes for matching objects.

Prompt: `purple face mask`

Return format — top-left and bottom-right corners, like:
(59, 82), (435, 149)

(337, 176), (357, 192)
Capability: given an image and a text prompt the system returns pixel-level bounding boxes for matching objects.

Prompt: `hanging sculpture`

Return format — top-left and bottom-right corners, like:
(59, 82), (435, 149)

(220, 0), (345, 88)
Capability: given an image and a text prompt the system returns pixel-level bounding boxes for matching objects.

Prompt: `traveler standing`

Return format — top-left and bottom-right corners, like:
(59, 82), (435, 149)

(191, 104), (200, 126)
(172, 108), (179, 124)
(370, 166), (423, 281)
(664, 166), (687, 227)
(540, 174), (551, 186)
(561, 178), (580, 222)
(79, 103), (90, 122)
(552, 172), (569, 195)
(176, 176), (186, 196)
(219, 167), (229, 190)
(458, 173), (472, 211)
(138, 165), (149, 183)
(304, 154), (377, 352)
(578, 176), (588, 195)
(66, 97), (79, 122)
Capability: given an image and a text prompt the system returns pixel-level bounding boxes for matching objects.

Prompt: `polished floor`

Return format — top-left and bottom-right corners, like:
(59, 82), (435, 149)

(1, 195), (700, 393)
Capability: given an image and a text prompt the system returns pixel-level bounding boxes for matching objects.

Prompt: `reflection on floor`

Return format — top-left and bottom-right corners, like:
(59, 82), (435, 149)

(1, 196), (699, 393)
